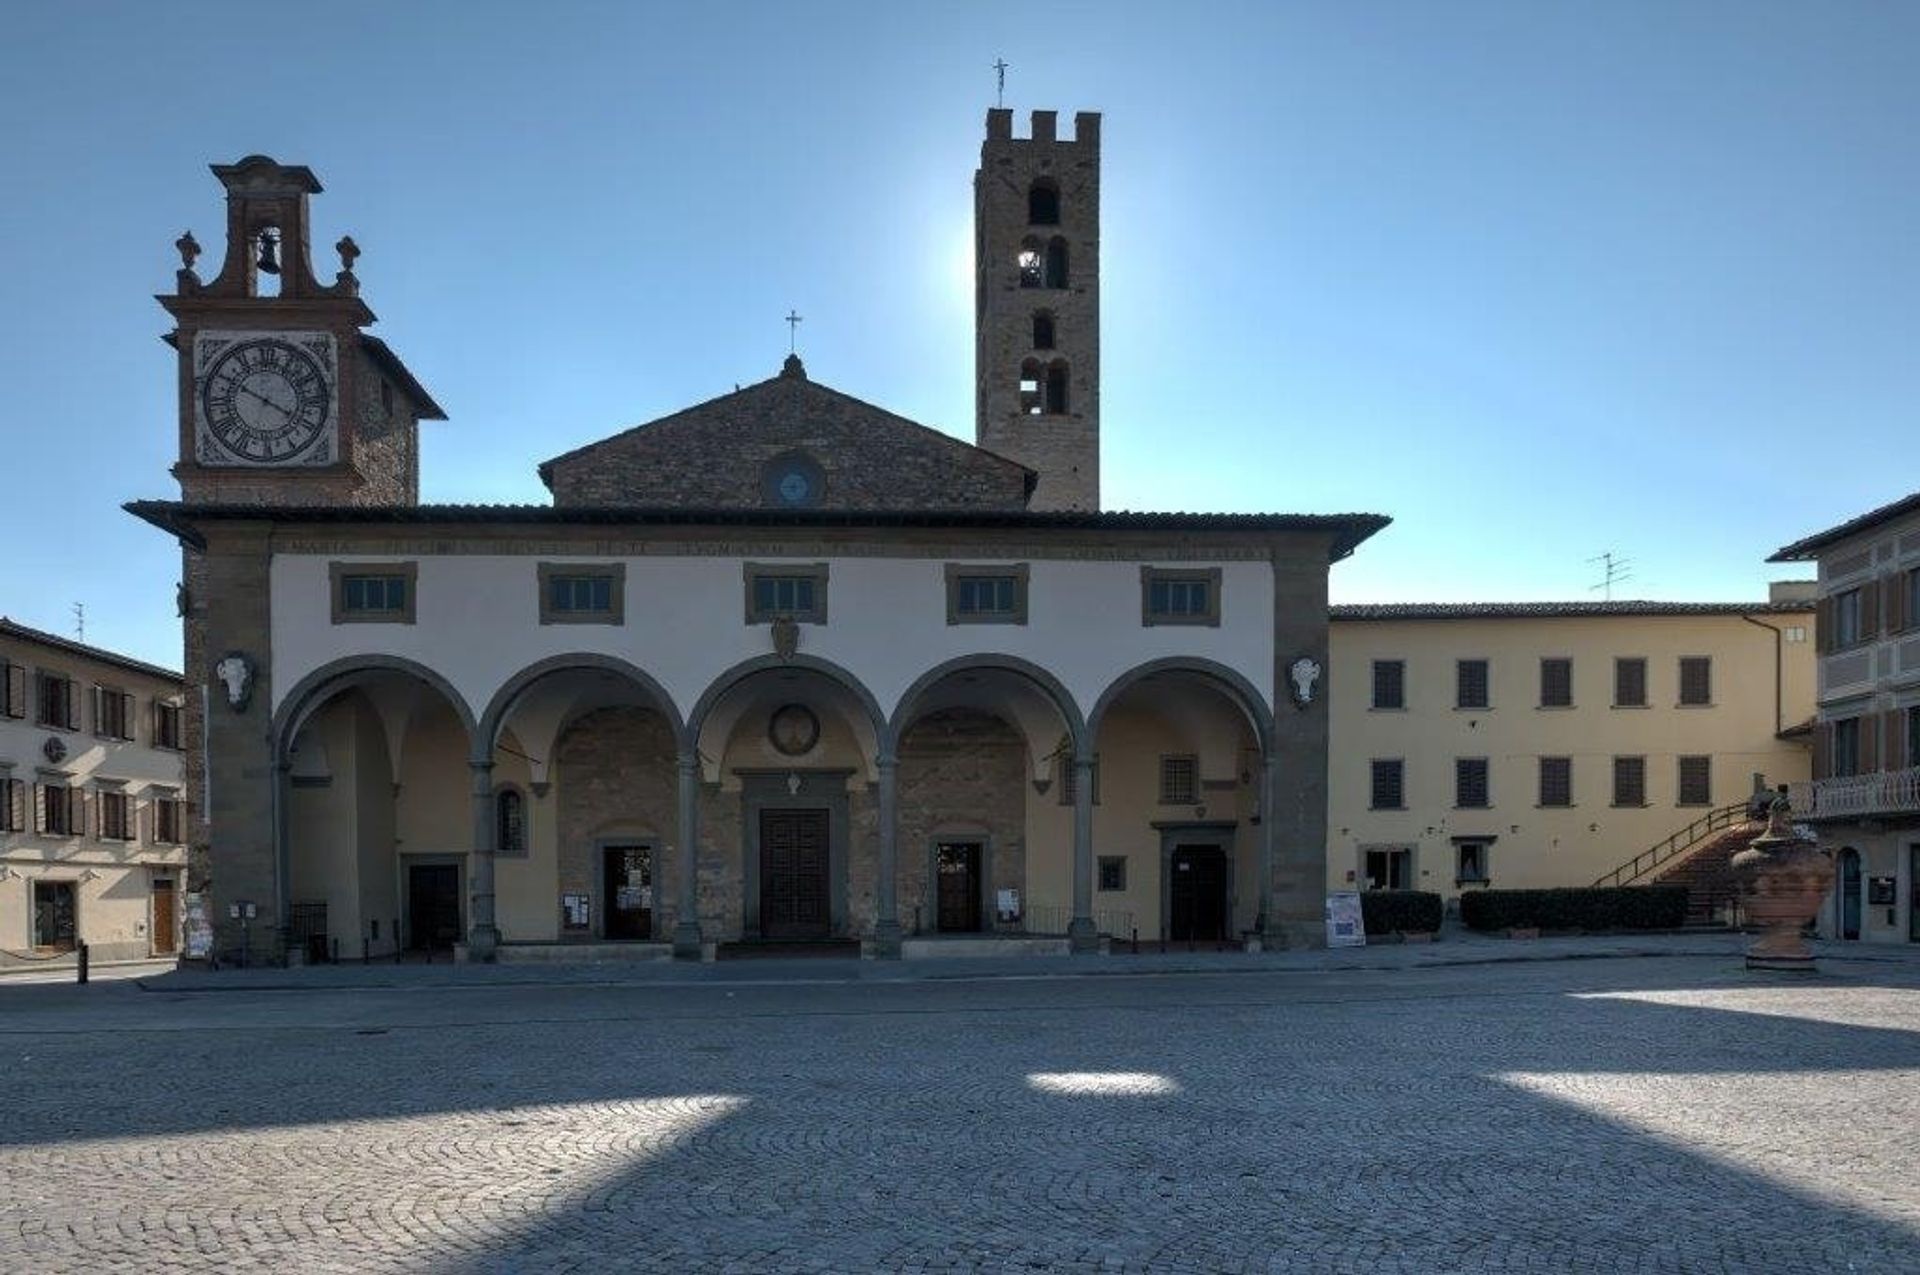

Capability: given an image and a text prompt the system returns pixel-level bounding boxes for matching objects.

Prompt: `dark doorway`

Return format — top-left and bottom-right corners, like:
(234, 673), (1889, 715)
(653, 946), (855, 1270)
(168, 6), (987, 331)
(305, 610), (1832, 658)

(1169, 845), (1229, 942)
(407, 863), (462, 953)
(32, 881), (77, 952)
(1837, 848), (1862, 941)
(603, 844), (654, 940)
(151, 878), (177, 956)
(935, 842), (983, 933)
(1910, 846), (1919, 944)
(760, 808), (831, 939)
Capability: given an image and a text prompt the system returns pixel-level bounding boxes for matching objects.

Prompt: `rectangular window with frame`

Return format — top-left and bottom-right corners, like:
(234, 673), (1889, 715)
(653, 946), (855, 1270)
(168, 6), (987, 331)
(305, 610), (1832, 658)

(1612, 756), (1647, 807)
(1455, 840), (1491, 885)
(1370, 759), (1405, 810)
(155, 795), (187, 845)
(1097, 856), (1127, 892)
(1907, 569), (1920, 634)
(1140, 567), (1221, 627)
(1456, 659), (1490, 710)
(330, 562), (417, 624)
(1832, 717), (1860, 777)
(1538, 756), (1573, 808)
(1539, 658), (1573, 708)
(1455, 757), (1490, 809)
(945, 564), (1029, 625)
(1908, 707), (1920, 772)
(2, 659), (26, 719)
(0, 776), (23, 832)
(1159, 755), (1199, 805)
(1614, 657), (1648, 708)
(538, 563), (625, 625)
(1833, 588), (1863, 648)
(97, 789), (133, 841)
(36, 783), (77, 836)
(1371, 660), (1405, 710)
(744, 563), (829, 623)
(1057, 755), (1101, 806)
(1677, 755), (1712, 806)
(36, 671), (78, 730)
(1678, 657), (1712, 707)
(94, 687), (135, 741)
(153, 701), (184, 751)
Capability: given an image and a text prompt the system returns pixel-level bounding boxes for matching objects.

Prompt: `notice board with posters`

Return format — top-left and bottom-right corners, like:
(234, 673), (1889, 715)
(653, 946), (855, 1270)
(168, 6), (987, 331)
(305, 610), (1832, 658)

(1324, 891), (1366, 948)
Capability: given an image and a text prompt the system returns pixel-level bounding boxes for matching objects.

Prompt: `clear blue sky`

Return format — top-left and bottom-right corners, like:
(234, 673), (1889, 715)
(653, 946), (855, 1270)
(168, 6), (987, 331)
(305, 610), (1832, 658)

(3, 2), (1915, 670)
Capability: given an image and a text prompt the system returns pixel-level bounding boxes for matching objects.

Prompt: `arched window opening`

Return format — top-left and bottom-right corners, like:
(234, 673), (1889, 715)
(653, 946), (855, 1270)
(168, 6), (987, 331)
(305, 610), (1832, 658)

(1044, 361), (1070, 415)
(495, 786), (526, 857)
(1044, 237), (1069, 288)
(1019, 358), (1044, 415)
(1028, 180), (1061, 226)
(1032, 312), (1056, 351)
(1017, 237), (1044, 289)
(253, 224), (285, 298)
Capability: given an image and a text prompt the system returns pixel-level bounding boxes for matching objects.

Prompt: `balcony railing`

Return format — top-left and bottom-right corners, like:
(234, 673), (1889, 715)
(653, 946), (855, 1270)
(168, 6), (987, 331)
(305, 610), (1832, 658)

(1788, 766), (1920, 821)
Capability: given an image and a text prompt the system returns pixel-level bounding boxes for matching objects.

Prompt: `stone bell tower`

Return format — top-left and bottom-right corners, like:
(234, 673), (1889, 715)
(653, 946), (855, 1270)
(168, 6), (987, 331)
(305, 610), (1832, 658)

(155, 159), (444, 940)
(159, 155), (443, 508)
(974, 109), (1101, 512)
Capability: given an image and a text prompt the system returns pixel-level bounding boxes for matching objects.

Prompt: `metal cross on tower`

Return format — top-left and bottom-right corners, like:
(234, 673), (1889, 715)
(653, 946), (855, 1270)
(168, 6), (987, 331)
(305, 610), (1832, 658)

(993, 58), (1008, 108)
(785, 310), (803, 354)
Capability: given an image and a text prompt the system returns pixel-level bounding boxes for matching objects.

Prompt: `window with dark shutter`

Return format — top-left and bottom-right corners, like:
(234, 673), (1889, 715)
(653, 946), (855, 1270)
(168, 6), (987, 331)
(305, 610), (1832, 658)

(98, 790), (132, 841)
(1614, 658), (1647, 708)
(1371, 660), (1405, 710)
(154, 702), (184, 750)
(1370, 759), (1405, 810)
(2, 661), (25, 719)
(1677, 756), (1711, 806)
(1678, 658), (1711, 707)
(1538, 757), (1572, 807)
(94, 688), (135, 741)
(1833, 589), (1863, 648)
(0, 777), (23, 832)
(1612, 756), (1647, 807)
(1539, 658), (1572, 708)
(1456, 659), (1490, 710)
(1455, 758), (1489, 808)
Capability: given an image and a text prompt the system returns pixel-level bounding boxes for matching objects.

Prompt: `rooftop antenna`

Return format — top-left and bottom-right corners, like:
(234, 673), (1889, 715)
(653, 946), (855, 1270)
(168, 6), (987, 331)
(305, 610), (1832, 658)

(993, 58), (1008, 108)
(72, 602), (85, 643)
(1587, 552), (1634, 602)
(784, 309), (803, 355)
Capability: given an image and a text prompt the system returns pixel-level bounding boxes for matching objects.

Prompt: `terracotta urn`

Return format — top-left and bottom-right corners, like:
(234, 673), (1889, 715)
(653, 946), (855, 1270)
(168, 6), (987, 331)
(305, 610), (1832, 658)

(1729, 792), (1834, 972)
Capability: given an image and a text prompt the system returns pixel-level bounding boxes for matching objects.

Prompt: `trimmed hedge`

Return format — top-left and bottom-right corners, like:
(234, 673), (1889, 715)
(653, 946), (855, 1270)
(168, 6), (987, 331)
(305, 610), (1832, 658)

(1359, 890), (1443, 936)
(1459, 886), (1688, 933)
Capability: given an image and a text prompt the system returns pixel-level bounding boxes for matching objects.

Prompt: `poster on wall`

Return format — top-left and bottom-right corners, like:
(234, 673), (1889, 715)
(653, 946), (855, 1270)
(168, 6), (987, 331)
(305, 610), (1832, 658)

(1324, 891), (1366, 948)
(182, 893), (214, 960)
(996, 889), (1021, 923)
(561, 893), (591, 931)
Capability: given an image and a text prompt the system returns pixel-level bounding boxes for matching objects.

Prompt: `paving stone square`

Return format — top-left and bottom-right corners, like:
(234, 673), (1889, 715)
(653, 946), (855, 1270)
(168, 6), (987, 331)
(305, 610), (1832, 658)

(3, 954), (1919, 1272)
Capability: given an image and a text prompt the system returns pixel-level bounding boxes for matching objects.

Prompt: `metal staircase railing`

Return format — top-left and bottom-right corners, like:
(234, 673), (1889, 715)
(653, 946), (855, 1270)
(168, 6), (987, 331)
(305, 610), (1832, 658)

(1591, 801), (1753, 889)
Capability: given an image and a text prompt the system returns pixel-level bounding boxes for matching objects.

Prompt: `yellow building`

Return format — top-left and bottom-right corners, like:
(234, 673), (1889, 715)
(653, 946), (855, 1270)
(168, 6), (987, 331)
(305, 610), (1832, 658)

(1328, 591), (1814, 906)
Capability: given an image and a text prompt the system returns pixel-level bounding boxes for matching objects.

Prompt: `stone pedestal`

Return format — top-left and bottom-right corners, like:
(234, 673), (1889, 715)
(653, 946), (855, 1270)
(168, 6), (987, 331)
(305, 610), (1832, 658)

(1730, 793), (1833, 973)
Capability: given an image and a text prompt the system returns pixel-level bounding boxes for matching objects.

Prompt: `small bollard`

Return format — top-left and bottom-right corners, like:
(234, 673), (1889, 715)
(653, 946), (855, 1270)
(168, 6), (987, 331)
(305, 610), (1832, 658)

(76, 941), (89, 985)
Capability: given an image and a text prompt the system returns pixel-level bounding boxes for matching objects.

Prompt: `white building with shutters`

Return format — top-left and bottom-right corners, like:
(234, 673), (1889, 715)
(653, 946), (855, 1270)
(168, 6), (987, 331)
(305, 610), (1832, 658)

(0, 618), (190, 969)
(1771, 490), (1920, 946)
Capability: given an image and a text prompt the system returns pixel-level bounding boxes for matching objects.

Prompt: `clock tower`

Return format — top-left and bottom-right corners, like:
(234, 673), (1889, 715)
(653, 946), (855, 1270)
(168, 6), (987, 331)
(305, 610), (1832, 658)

(160, 155), (444, 507)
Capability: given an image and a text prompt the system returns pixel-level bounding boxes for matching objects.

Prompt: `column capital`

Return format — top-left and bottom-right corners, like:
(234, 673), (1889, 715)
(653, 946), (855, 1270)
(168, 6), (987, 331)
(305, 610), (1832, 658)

(875, 752), (898, 772)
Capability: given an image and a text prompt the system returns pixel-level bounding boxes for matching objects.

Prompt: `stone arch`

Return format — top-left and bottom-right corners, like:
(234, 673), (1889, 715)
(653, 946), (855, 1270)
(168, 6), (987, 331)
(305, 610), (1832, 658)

(478, 653), (686, 761)
(273, 654), (476, 764)
(688, 653), (889, 757)
(889, 653), (1087, 756)
(1086, 656), (1274, 761)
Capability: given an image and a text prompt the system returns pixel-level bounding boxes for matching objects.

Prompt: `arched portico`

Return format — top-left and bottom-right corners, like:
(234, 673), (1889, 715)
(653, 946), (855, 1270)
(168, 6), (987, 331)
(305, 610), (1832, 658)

(272, 656), (478, 963)
(1085, 657), (1281, 950)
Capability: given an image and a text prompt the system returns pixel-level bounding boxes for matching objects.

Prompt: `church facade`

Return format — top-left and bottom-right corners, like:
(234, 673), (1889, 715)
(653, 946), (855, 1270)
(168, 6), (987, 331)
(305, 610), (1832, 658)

(130, 112), (1385, 962)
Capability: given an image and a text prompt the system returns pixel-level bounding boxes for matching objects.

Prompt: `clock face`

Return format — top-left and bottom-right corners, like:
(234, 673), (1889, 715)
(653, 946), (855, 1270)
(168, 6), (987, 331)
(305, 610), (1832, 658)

(194, 331), (337, 467)
(768, 703), (821, 756)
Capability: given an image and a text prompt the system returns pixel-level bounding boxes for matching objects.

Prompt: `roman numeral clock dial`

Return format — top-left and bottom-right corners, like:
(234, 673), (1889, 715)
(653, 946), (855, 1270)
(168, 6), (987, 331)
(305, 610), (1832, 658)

(193, 331), (338, 467)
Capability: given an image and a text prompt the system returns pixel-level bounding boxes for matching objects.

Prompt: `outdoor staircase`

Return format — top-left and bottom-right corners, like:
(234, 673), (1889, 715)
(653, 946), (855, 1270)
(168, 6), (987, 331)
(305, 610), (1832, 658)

(1592, 801), (1758, 928)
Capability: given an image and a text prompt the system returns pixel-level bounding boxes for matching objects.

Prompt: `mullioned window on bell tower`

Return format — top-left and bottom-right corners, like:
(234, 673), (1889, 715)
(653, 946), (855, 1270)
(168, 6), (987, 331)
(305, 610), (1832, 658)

(1028, 180), (1060, 226)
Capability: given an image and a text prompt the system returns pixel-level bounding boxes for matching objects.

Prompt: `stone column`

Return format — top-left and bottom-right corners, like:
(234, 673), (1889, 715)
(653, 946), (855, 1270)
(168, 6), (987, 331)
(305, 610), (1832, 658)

(1068, 754), (1097, 952)
(1270, 546), (1332, 949)
(872, 752), (903, 957)
(467, 758), (500, 961)
(1258, 754), (1279, 944)
(672, 751), (703, 960)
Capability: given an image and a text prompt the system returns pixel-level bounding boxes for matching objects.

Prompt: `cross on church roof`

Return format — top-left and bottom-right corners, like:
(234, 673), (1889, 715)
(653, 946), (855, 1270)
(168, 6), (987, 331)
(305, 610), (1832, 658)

(785, 309), (803, 354)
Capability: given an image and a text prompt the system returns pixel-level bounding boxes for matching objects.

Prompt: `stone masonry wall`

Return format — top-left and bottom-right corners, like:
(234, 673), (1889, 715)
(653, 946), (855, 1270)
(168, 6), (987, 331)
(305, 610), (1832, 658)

(552, 707), (678, 941)
(897, 709), (1028, 934)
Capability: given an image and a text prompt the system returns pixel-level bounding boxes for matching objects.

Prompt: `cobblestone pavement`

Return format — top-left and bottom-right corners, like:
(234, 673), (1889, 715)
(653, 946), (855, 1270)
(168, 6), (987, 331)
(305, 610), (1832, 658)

(4, 956), (1919, 1273)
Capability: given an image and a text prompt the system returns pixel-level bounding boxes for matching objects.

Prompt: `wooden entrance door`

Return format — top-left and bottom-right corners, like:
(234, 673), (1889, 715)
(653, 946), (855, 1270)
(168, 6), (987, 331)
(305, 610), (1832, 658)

(936, 842), (982, 933)
(760, 808), (830, 939)
(151, 878), (177, 956)
(407, 863), (462, 952)
(1838, 849), (1862, 941)
(1169, 845), (1228, 942)
(603, 845), (654, 940)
